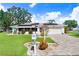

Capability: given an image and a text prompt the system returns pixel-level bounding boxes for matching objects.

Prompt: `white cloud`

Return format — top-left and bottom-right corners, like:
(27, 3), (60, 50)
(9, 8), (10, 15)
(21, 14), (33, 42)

(32, 6), (79, 25)
(70, 6), (79, 19)
(59, 17), (73, 24)
(31, 14), (39, 23)
(41, 12), (61, 23)
(59, 6), (79, 25)
(70, 6), (79, 24)
(0, 4), (6, 11)
(29, 3), (36, 8)
(32, 11), (61, 23)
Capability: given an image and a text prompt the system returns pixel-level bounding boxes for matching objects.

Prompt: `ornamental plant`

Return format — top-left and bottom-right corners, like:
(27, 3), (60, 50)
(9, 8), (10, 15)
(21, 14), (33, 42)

(39, 25), (48, 50)
(39, 37), (48, 50)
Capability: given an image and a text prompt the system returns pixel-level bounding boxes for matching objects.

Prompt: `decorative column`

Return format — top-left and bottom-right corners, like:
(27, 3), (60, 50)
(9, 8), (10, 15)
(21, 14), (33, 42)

(16, 28), (19, 35)
(44, 28), (45, 40)
(37, 26), (40, 36)
(32, 32), (37, 56)
(12, 28), (15, 35)
(37, 27), (40, 32)
(61, 28), (64, 34)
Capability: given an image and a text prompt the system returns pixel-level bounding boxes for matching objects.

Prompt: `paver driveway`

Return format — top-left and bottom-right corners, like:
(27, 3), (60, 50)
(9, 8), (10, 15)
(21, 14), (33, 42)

(49, 34), (79, 56)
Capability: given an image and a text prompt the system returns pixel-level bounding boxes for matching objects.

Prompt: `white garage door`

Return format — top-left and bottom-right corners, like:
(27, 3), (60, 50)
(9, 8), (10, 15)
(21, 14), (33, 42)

(48, 29), (63, 35)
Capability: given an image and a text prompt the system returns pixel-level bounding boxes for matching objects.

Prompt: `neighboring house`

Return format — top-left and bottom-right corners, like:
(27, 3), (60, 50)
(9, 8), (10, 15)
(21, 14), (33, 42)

(10, 23), (65, 35)
(73, 26), (79, 31)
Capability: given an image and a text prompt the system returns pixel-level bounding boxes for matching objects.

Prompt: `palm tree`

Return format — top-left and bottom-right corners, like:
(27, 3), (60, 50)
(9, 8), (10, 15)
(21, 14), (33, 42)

(48, 19), (55, 24)
(39, 24), (48, 50)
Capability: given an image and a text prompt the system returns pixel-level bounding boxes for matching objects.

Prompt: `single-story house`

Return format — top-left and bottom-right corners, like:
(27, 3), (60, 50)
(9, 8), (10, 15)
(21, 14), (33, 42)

(10, 23), (65, 35)
(73, 26), (79, 31)
(10, 23), (40, 34)
(43, 23), (64, 35)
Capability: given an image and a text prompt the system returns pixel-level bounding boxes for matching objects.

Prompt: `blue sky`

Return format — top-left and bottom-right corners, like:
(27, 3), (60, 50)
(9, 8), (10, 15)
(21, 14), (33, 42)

(1, 3), (78, 16)
(0, 3), (79, 24)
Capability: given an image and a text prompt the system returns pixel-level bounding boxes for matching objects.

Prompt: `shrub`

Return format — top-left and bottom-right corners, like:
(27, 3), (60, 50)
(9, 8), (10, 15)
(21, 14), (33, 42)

(29, 29), (32, 34)
(64, 26), (69, 34)
(22, 29), (25, 34)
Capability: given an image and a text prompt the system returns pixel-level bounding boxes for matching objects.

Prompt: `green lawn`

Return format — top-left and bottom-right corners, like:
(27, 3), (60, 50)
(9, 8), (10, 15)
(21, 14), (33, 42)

(0, 32), (54, 56)
(68, 31), (79, 38)
(37, 37), (55, 43)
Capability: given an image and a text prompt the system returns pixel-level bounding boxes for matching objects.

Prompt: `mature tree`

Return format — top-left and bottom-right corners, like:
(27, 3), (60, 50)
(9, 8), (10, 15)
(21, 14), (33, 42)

(7, 6), (32, 25)
(0, 6), (32, 32)
(2, 12), (12, 32)
(0, 9), (12, 32)
(0, 9), (4, 26)
(64, 20), (78, 30)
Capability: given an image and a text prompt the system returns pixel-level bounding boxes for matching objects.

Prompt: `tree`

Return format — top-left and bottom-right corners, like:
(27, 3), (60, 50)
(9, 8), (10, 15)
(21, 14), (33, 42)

(0, 9), (12, 32)
(48, 19), (55, 24)
(2, 12), (12, 32)
(64, 20), (78, 30)
(39, 24), (48, 50)
(0, 9), (4, 26)
(0, 6), (32, 32)
(7, 6), (32, 25)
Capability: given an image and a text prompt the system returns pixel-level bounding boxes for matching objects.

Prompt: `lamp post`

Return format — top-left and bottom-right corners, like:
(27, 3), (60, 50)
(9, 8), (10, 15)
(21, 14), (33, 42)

(43, 28), (45, 40)
(32, 24), (37, 56)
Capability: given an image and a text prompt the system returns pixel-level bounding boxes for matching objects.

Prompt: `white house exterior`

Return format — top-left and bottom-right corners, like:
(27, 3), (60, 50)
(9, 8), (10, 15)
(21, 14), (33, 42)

(43, 23), (64, 35)
(10, 23), (65, 35)
(48, 28), (64, 35)
(73, 26), (79, 31)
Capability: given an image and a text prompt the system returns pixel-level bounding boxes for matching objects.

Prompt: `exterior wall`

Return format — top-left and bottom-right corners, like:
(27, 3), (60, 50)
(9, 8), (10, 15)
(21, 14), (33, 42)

(11, 27), (38, 34)
(11, 23), (64, 35)
(61, 28), (64, 34)
(36, 27), (41, 35)
(48, 28), (64, 35)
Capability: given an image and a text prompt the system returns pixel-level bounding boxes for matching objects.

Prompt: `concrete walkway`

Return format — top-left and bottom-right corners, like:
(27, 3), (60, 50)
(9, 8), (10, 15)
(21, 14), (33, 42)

(49, 34), (79, 55)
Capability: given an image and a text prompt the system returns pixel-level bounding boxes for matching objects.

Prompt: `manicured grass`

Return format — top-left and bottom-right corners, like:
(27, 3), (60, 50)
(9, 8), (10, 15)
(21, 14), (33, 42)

(68, 31), (79, 38)
(0, 32), (32, 56)
(37, 37), (55, 43)
(0, 32), (54, 56)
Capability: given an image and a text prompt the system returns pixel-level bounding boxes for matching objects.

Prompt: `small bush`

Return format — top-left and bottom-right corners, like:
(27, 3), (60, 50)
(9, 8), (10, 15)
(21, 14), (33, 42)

(29, 29), (32, 34)
(22, 29), (25, 34)
(64, 26), (69, 34)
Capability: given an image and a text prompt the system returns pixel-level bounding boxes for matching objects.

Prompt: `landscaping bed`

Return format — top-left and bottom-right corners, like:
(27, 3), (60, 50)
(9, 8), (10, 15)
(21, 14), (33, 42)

(24, 42), (58, 56)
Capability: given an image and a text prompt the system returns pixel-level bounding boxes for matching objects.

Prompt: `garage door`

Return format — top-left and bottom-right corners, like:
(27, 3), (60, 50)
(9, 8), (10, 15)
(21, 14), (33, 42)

(48, 29), (62, 35)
